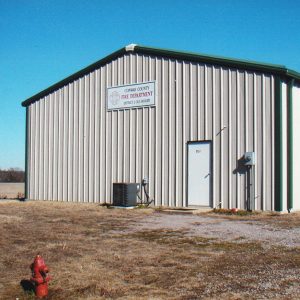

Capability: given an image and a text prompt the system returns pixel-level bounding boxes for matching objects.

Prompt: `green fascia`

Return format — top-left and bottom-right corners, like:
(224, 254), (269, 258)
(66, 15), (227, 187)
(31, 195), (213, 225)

(21, 47), (126, 107)
(21, 44), (300, 107)
(275, 77), (283, 211)
(286, 69), (300, 80)
(134, 45), (300, 80)
(135, 45), (284, 71)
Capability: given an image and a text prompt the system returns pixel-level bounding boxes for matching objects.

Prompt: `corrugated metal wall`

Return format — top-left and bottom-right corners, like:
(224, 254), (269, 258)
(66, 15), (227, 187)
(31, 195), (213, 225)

(26, 52), (275, 210)
(292, 83), (300, 210)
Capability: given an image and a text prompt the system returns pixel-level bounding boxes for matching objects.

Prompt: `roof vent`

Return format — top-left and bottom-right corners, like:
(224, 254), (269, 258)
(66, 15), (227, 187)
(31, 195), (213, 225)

(125, 44), (137, 52)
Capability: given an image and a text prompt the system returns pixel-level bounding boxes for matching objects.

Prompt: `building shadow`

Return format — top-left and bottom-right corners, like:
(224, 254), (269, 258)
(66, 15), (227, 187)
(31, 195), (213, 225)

(233, 156), (248, 175)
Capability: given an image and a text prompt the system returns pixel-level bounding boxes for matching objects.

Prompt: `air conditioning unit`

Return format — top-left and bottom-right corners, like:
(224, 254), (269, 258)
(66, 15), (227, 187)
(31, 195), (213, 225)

(112, 183), (140, 207)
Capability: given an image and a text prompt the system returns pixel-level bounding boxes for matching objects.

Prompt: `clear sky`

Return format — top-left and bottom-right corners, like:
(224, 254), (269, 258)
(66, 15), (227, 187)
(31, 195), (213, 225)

(1, 0), (300, 170)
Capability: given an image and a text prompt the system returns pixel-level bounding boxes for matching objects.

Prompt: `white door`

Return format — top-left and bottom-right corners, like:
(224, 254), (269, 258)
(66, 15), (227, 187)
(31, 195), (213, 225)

(188, 142), (211, 206)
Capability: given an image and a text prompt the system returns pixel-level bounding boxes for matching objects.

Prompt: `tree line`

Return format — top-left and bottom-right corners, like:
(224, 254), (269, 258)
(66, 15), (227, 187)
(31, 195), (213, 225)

(0, 168), (25, 182)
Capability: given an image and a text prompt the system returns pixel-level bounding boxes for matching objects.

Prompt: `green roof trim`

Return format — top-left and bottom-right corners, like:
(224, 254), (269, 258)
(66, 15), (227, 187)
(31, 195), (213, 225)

(22, 44), (300, 107)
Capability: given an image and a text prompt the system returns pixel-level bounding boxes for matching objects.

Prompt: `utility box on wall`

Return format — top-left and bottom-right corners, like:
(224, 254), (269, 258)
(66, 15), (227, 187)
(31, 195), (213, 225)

(244, 152), (255, 166)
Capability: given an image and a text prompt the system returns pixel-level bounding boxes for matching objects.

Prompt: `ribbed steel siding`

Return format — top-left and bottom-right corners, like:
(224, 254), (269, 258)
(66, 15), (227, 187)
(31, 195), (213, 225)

(292, 83), (300, 210)
(27, 53), (275, 209)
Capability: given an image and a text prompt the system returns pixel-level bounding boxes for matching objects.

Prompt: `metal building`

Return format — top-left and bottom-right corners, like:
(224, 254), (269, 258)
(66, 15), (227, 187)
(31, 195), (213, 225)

(22, 44), (300, 211)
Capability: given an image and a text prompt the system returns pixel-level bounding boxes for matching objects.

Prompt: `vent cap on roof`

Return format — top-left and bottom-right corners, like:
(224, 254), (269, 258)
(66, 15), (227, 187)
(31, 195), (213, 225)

(125, 44), (137, 51)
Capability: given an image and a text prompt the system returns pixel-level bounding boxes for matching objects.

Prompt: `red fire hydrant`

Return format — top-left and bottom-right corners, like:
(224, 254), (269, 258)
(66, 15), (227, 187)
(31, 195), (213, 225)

(30, 255), (51, 298)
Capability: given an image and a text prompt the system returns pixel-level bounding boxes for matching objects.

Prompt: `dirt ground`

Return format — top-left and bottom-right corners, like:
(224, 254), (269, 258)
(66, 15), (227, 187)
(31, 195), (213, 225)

(0, 201), (300, 299)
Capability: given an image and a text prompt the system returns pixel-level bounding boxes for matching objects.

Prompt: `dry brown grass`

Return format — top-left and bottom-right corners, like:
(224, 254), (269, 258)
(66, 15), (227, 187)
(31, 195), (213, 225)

(0, 201), (300, 299)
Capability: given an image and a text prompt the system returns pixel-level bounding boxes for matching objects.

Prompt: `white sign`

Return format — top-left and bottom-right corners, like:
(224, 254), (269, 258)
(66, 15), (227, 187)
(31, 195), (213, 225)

(107, 81), (155, 110)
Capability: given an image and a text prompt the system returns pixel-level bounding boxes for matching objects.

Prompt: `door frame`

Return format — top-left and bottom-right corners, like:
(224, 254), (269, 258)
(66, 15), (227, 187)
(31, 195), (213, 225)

(186, 140), (213, 207)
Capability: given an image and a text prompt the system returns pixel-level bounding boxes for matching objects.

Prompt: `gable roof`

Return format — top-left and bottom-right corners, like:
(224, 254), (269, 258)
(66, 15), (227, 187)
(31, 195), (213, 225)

(22, 44), (300, 107)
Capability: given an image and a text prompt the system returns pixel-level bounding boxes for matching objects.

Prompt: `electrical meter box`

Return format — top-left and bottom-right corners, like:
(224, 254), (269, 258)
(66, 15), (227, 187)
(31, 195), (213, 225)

(113, 183), (140, 207)
(244, 152), (255, 166)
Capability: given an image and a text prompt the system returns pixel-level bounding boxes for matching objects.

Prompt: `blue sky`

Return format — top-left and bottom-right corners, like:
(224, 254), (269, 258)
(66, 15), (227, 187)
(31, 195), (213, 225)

(1, 0), (300, 170)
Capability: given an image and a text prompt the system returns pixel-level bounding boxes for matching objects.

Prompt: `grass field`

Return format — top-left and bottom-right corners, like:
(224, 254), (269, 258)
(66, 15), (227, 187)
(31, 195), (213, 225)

(0, 201), (300, 299)
(0, 183), (24, 199)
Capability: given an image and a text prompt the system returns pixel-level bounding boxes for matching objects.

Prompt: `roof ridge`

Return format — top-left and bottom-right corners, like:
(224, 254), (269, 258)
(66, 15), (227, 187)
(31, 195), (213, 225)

(22, 44), (300, 107)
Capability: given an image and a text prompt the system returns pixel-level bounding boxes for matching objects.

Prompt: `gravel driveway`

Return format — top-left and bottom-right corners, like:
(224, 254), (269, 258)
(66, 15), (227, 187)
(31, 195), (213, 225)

(131, 212), (300, 248)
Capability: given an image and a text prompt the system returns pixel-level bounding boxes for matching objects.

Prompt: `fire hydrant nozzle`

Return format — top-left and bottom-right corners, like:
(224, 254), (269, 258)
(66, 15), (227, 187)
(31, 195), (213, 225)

(30, 255), (51, 298)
